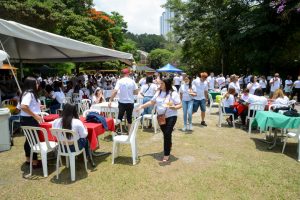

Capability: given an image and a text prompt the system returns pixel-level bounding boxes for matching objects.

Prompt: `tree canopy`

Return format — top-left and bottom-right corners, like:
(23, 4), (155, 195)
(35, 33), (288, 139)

(165, 0), (300, 76)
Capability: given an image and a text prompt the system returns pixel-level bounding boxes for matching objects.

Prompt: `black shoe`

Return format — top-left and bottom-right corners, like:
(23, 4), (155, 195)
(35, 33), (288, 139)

(201, 121), (207, 126)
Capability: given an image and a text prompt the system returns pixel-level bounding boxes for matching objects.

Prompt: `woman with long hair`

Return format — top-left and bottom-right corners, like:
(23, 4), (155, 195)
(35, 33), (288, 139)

(92, 87), (105, 104)
(20, 76), (43, 167)
(222, 87), (237, 126)
(52, 104), (88, 152)
(272, 88), (289, 108)
(49, 81), (65, 114)
(136, 78), (182, 162)
(179, 76), (197, 131)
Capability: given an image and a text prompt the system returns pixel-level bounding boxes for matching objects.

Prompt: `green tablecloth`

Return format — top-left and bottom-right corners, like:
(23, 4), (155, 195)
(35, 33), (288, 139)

(209, 92), (221, 100)
(253, 111), (300, 131)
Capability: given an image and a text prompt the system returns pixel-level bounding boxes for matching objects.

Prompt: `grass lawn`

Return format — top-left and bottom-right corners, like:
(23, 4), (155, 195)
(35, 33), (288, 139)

(0, 106), (299, 200)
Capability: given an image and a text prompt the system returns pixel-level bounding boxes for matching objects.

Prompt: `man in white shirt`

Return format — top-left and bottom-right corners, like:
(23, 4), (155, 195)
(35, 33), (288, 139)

(109, 68), (138, 132)
(206, 72), (215, 91)
(269, 73), (282, 98)
(192, 72), (209, 126)
(173, 74), (181, 92)
(292, 76), (300, 102)
(216, 74), (226, 89)
(284, 75), (293, 96)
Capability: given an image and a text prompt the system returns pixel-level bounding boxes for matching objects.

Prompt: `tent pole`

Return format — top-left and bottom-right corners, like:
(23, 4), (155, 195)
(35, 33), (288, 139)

(0, 40), (22, 93)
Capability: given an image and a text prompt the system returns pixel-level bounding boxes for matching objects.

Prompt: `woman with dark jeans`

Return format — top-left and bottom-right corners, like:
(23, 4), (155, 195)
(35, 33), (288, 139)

(20, 77), (44, 168)
(136, 78), (182, 162)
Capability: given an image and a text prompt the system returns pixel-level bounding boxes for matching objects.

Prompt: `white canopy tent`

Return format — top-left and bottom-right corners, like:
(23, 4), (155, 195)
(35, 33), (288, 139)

(0, 18), (133, 64)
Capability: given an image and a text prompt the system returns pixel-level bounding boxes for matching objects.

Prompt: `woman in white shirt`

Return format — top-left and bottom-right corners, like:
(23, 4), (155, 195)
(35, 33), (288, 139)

(179, 76), (197, 131)
(49, 81), (65, 114)
(228, 74), (240, 95)
(292, 76), (300, 102)
(139, 76), (157, 123)
(284, 75), (293, 97)
(259, 76), (267, 95)
(92, 87), (105, 104)
(52, 104), (88, 153)
(20, 77), (43, 168)
(272, 89), (289, 108)
(247, 76), (261, 95)
(137, 78), (182, 162)
(222, 87), (237, 126)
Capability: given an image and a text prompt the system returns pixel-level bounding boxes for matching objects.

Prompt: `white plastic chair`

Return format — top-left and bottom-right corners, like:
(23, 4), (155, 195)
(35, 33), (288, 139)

(282, 126), (300, 159)
(50, 128), (88, 181)
(112, 116), (142, 165)
(208, 93), (220, 114)
(288, 100), (296, 108)
(82, 109), (101, 118)
(11, 115), (20, 136)
(39, 96), (50, 113)
(1, 99), (14, 106)
(221, 88), (227, 95)
(218, 101), (235, 128)
(98, 106), (122, 133)
(21, 126), (58, 177)
(80, 99), (91, 114)
(247, 103), (265, 134)
(268, 103), (283, 111)
(142, 105), (158, 133)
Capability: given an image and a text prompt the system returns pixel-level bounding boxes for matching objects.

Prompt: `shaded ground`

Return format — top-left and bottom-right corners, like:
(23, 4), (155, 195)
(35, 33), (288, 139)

(0, 106), (299, 200)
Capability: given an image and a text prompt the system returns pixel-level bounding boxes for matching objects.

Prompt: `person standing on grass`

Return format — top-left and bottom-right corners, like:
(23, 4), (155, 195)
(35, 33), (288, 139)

(20, 77), (44, 168)
(179, 76), (197, 131)
(269, 73), (282, 98)
(136, 78), (182, 162)
(284, 75), (293, 97)
(291, 76), (300, 102)
(139, 76), (157, 128)
(192, 72), (209, 127)
(109, 68), (138, 133)
(207, 72), (216, 91)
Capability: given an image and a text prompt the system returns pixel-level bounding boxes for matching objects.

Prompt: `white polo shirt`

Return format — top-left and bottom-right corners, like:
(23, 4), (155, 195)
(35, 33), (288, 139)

(179, 84), (197, 101)
(192, 78), (208, 100)
(140, 83), (157, 97)
(115, 77), (138, 103)
(216, 76), (225, 88)
(52, 118), (88, 139)
(247, 82), (261, 95)
(151, 91), (181, 118)
(294, 80), (300, 88)
(270, 78), (281, 92)
(207, 76), (215, 90)
(259, 79), (267, 89)
(174, 76), (181, 86)
(20, 92), (41, 116)
(229, 82), (240, 94)
(222, 94), (235, 108)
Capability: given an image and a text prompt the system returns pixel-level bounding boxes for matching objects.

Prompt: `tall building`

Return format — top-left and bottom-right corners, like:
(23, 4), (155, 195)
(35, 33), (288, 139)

(160, 8), (174, 36)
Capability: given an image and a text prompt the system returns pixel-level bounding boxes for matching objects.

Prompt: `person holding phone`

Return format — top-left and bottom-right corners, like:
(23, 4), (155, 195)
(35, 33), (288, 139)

(269, 73), (281, 98)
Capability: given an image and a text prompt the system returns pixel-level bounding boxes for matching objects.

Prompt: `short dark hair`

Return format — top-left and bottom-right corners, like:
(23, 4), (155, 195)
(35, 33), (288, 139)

(146, 76), (153, 84)
(254, 88), (263, 96)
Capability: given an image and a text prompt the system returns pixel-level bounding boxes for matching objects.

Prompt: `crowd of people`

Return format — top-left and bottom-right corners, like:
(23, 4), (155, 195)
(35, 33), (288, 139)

(1, 69), (300, 164)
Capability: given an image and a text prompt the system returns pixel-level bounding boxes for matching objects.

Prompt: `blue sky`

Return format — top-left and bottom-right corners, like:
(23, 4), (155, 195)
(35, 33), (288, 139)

(94, 0), (166, 34)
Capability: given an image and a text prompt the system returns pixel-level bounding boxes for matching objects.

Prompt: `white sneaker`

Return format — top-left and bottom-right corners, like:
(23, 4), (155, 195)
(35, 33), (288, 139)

(188, 124), (193, 131)
(181, 126), (187, 131)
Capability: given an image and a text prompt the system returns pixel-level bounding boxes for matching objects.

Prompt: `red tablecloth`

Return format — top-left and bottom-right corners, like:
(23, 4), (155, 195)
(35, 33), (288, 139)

(39, 117), (115, 150)
(43, 114), (60, 122)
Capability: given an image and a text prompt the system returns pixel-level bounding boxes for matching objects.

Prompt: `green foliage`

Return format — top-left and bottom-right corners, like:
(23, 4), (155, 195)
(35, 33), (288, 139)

(119, 39), (140, 61)
(165, 0), (300, 76)
(126, 33), (167, 53)
(148, 48), (174, 69)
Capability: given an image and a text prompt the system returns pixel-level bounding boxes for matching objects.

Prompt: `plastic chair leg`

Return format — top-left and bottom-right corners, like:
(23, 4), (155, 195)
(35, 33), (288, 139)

(131, 143), (136, 165)
(232, 115), (235, 128)
(69, 155), (76, 181)
(56, 154), (60, 179)
(83, 150), (88, 172)
(112, 142), (116, 164)
(65, 157), (69, 168)
(153, 118), (157, 134)
(282, 137), (288, 153)
(248, 119), (252, 134)
(41, 151), (48, 177)
(29, 150), (33, 176)
(142, 117), (145, 130)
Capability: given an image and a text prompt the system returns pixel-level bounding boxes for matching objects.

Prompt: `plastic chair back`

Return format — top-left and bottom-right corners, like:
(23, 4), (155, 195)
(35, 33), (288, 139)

(248, 103), (265, 118)
(127, 117), (142, 142)
(50, 128), (80, 155)
(22, 126), (52, 150)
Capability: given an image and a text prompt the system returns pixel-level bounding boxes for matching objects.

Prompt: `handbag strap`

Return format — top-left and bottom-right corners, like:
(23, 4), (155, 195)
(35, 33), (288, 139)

(142, 84), (151, 96)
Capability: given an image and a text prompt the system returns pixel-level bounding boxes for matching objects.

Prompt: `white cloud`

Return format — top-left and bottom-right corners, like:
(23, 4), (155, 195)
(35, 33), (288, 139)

(93, 0), (166, 35)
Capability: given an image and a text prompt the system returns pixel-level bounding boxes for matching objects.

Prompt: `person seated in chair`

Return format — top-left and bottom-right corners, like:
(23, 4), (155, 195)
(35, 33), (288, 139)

(272, 89), (289, 109)
(240, 88), (267, 126)
(222, 87), (237, 126)
(52, 104), (89, 154)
